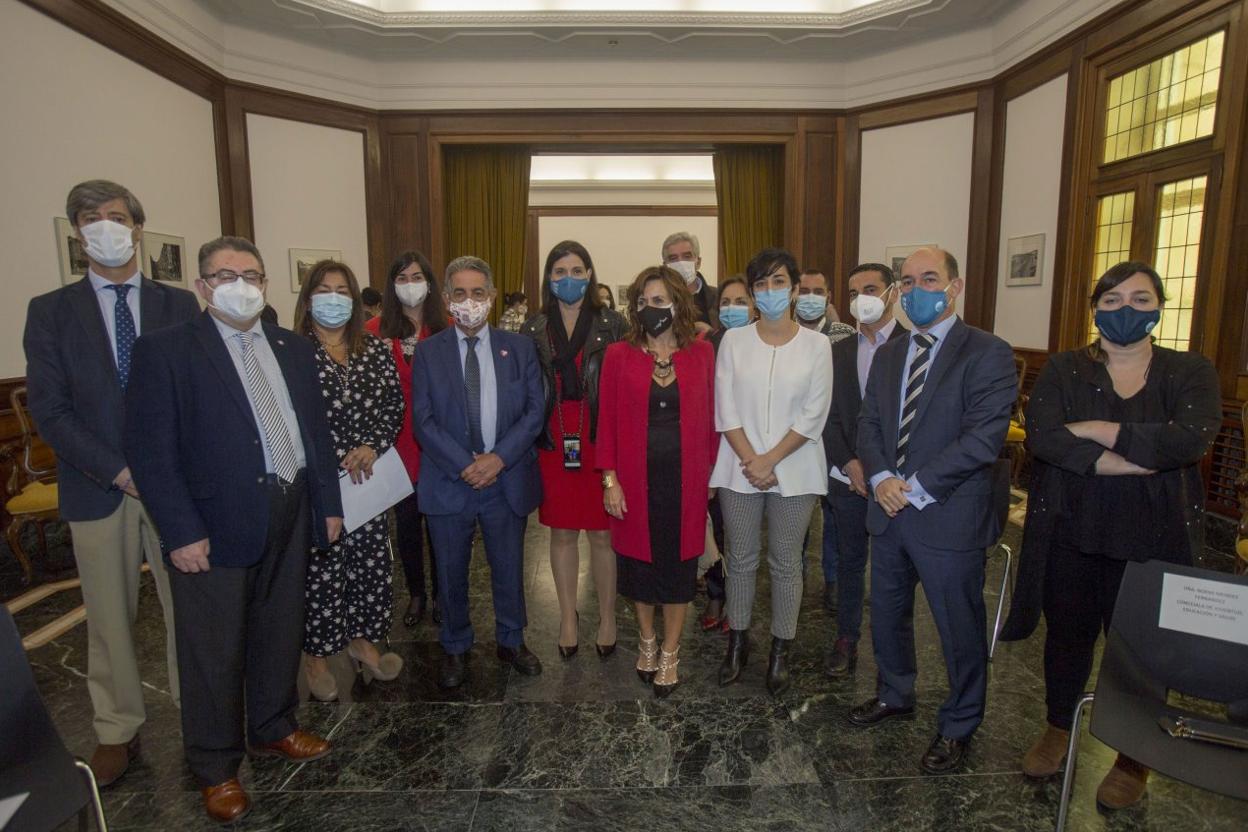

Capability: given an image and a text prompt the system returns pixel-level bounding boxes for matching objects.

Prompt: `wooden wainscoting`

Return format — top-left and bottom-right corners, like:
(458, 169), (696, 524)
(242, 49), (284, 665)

(0, 377), (53, 472)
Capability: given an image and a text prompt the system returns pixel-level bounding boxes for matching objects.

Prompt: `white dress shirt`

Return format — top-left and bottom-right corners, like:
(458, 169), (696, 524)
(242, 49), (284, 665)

(455, 324), (498, 453)
(830, 316), (901, 486)
(88, 269), (142, 365)
(710, 323), (834, 497)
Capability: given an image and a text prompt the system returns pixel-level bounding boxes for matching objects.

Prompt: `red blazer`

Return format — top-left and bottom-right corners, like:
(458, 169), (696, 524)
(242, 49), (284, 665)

(596, 339), (718, 563)
(365, 316), (428, 482)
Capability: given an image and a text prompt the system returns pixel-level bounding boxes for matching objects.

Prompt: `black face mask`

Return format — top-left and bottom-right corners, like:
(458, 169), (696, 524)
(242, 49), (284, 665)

(637, 305), (674, 337)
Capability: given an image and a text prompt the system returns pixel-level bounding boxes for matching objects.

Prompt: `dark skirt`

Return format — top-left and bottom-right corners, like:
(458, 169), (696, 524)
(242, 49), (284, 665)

(617, 379), (696, 605)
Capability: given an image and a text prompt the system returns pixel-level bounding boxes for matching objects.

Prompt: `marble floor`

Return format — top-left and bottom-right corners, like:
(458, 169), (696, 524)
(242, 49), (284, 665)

(5, 512), (1247, 832)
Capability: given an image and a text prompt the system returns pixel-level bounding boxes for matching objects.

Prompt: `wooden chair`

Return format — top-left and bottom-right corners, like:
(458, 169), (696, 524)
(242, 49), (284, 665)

(2, 386), (61, 585)
(1003, 353), (1028, 487)
(1237, 401), (1248, 576)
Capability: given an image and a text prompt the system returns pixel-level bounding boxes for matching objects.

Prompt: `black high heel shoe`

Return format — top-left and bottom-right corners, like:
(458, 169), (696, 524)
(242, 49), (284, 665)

(558, 612), (579, 660)
(636, 635), (658, 683)
(403, 595), (426, 628)
(595, 619), (617, 658)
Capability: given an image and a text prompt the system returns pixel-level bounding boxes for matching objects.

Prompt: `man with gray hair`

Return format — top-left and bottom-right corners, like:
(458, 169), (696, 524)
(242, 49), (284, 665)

(411, 255), (546, 689)
(661, 231), (719, 332)
(23, 179), (199, 786)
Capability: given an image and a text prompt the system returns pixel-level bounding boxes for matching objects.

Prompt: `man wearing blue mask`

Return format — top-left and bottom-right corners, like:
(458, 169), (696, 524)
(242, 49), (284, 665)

(851, 246), (1016, 775)
(795, 269), (856, 343)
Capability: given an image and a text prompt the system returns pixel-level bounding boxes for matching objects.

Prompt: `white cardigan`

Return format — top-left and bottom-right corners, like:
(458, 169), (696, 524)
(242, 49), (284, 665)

(710, 323), (833, 497)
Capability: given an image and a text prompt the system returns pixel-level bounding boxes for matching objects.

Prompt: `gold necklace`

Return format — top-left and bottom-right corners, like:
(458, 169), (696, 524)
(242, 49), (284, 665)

(646, 349), (674, 379)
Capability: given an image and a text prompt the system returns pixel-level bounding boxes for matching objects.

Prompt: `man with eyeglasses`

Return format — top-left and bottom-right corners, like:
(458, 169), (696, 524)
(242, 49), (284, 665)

(23, 180), (199, 788)
(410, 255), (546, 690)
(123, 236), (344, 823)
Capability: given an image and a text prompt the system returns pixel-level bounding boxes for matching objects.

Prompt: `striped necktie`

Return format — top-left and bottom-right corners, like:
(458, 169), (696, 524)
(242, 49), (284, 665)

(235, 332), (301, 483)
(896, 332), (936, 472)
(464, 335), (484, 454)
(109, 284), (136, 390)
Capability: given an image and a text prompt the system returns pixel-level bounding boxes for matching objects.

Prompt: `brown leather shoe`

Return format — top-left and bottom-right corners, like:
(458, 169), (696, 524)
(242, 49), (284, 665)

(88, 735), (141, 787)
(1096, 753), (1150, 810)
(1021, 724), (1070, 778)
(250, 729), (331, 762)
(201, 778), (250, 824)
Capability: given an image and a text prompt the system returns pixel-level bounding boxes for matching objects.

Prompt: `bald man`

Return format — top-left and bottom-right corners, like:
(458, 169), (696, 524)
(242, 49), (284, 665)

(850, 246), (1016, 774)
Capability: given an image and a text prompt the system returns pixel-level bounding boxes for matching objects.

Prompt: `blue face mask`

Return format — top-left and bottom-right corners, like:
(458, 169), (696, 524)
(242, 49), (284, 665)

(719, 305), (750, 329)
(794, 294), (828, 322)
(310, 292), (354, 328)
(900, 285), (950, 328)
(1094, 306), (1160, 346)
(754, 287), (792, 321)
(550, 277), (589, 305)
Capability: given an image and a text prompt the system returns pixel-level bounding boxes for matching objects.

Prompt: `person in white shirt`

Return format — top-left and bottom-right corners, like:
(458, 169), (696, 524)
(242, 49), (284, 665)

(710, 247), (833, 697)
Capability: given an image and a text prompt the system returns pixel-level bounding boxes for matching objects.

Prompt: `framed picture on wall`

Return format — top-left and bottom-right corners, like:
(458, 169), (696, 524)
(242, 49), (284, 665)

(142, 231), (187, 285)
(884, 243), (934, 280)
(288, 248), (341, 292)
(54, 217), (90, 285)
(1005, 234), (1045, 287)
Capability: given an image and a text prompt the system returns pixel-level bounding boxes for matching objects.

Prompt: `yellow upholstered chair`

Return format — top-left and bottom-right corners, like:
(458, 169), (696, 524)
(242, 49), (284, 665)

(2, 386), (61, 585)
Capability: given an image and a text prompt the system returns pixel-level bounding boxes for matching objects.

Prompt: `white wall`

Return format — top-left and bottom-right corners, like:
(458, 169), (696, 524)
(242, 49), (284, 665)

(858, 113), (975, 323)
(0, 1), (220, 378)
(994, 75), (1069, 350)
(537, 216), (720, 303)
(245, 114), (370, 329)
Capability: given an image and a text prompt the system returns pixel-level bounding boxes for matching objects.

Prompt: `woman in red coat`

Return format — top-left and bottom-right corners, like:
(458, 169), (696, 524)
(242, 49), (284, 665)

(597, 265), (718, 698)
(365, 249), (449, 627)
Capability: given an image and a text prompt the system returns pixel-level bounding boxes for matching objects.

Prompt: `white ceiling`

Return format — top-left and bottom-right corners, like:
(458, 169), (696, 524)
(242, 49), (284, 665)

(531, 155), (715, 181)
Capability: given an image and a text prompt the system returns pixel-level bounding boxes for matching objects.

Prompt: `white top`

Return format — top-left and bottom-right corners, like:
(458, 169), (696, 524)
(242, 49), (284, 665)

(710, 323), (833, 497)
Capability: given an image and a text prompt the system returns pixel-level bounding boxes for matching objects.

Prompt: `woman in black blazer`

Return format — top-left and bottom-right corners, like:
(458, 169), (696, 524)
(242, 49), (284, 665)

(1001, 261), (1221, 810)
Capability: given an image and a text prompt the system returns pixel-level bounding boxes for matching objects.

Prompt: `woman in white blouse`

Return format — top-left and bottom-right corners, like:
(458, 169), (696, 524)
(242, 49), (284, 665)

(711, 247), (833, 697)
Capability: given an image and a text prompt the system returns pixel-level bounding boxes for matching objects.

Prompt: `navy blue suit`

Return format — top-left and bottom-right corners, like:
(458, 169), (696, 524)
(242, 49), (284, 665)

(856, 317), (1016, 739)
(411, 325), (544, 654)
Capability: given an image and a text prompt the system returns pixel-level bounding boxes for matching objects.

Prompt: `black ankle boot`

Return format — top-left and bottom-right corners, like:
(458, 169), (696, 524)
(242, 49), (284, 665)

(718, 629), (749, 686)
(765, 637), (792, 697)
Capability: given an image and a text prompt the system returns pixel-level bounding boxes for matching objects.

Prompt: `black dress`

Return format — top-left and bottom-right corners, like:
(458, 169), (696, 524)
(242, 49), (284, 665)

(617, 379), (698, 605)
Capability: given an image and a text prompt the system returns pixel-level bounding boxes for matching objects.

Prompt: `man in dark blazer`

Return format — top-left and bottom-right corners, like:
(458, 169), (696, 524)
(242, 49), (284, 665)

(821, 262), (907, 675)
(124, 236), (343, 823)
(851, 247), (1016, 774)
(661, 231), (719, 333)
(23, 180), (199, 787)
(411, 255), (545, 690)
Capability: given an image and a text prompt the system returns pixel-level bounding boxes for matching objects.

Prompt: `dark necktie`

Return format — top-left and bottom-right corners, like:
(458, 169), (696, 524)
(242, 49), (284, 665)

(235, 332), (301, 483)
(109, 284), (136, 390)
(464, 335), (484, 453)
(896, 332), (936, 472)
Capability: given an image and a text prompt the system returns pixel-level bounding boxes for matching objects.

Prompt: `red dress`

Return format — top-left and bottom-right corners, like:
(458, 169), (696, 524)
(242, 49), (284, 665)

(538, 351), (610, 531)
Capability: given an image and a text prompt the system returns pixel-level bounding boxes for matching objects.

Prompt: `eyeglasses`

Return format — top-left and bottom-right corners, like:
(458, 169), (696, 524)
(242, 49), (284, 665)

(202, 270), (266, 286)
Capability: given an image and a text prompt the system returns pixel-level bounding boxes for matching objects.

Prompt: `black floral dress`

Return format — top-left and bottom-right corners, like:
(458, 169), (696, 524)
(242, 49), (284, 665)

(304, 334), (405, 657)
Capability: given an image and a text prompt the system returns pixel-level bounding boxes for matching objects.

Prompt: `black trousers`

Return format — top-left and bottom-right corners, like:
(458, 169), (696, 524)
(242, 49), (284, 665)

(168, 475), (309, 786)
(705, 493), (726, 602)
(1042, 542), (1128, 729)
(394, 490), (438, 603)
(828, 488), (870, 643)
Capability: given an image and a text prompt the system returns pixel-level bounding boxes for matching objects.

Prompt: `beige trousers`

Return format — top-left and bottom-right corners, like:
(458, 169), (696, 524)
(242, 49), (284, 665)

(69, 494), (179, 745)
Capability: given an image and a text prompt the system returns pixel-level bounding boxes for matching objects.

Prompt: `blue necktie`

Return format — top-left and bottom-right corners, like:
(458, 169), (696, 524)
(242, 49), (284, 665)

(464, 336), (484, 454)
(109, 284), (136, 390)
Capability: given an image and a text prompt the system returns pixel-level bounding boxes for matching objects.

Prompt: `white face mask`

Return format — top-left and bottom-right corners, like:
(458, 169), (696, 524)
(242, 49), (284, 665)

(80, 219), (136, 269)
(395, 281), (429, 308)
(209, 279), (266, 323)
(850, 287), (892, 325)
(449, 297), (491, 329)
(667, 259), (698, 285)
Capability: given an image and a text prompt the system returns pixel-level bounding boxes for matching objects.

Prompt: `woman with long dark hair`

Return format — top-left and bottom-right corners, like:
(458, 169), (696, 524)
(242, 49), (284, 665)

(1001, 261), (1220, 810)
(294, 260), (406, 700)
(520, 241), (626, 659)
(366, 250), (449, 627)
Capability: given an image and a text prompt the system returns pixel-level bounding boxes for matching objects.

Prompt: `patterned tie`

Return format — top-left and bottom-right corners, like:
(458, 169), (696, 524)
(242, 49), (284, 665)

(234, 332), (301, 482)
(464, 335), (484, 454)
(896, 332), (936, 472)
(109, 284), (136, 390)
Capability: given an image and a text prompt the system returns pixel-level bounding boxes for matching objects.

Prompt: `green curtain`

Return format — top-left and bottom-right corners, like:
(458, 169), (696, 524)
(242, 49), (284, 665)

(713, 145), (785, 277)
(443, 145), (530, 320)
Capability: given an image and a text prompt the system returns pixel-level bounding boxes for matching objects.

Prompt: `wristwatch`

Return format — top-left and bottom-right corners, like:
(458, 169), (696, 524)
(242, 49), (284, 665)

(601, 473), (617, 490)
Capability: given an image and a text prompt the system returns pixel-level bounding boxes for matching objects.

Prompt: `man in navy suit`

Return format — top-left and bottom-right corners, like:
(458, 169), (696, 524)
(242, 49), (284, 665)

(124, 236), (343, 823)
(23, 180), (199, 787)
(851, 247), (1016, 774)
(411, 255), (545, 689)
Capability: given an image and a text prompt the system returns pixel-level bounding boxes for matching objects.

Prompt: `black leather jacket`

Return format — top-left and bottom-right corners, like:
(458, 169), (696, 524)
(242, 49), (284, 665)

(520, 306), (627, 449)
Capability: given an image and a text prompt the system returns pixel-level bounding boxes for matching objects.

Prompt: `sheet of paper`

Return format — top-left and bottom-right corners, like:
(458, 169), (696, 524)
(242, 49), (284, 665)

(1158, 572), (1248, 646)
(339, 446), (414, 535)
(0, 793), (30, 829)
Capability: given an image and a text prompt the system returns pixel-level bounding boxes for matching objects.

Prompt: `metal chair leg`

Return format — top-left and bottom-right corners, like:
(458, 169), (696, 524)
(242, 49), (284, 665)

(74, 758), (109, 831)
(989, 544), (1012, 660)
(1055, 692), (1095, 832)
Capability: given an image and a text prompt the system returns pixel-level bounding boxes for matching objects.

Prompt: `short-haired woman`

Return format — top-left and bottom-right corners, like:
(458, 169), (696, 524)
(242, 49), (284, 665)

(520, 241), (627, 659)
(366, 250), (450, 628)
(295, 260), (407, 700)
(712, 247), (833, 697)
(1000, 261), (1221, 810)
(598, 265), (717, 697)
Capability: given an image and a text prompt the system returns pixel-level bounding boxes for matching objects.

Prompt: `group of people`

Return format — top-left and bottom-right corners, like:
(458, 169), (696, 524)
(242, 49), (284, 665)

(22, 179), (1221, 823)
